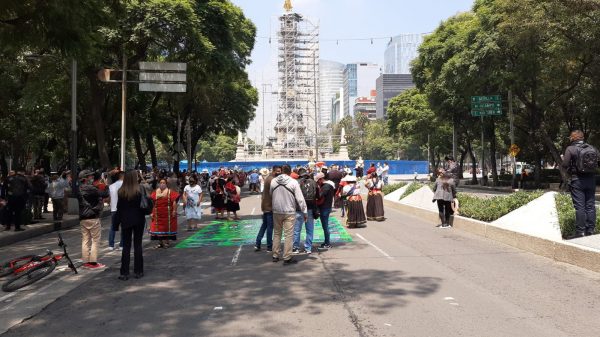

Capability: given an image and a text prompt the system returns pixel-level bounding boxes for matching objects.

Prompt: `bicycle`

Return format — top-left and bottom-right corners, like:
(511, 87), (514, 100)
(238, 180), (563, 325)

(0, 233), (78, 292)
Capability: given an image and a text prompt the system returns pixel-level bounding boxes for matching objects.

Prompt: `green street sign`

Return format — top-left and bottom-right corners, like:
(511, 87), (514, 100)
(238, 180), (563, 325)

(471, 95), (501, 103)
(471, 95), (502, 117)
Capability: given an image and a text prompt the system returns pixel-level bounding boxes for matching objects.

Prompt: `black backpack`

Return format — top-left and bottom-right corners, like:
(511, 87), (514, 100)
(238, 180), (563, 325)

(299, 178), (317, 201)
(9, 176), (28, 198)
(576, 143), (599, 174)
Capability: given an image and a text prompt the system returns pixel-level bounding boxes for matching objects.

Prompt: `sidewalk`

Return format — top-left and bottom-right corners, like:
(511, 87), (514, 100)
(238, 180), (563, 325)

(0, 209), (110, 248)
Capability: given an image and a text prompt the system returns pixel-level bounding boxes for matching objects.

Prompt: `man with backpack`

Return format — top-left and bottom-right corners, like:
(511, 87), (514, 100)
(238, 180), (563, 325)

(292, 169), (318, 254)
(78, 170), (109, 269)
(270, 164), (307, 265)
(562, 130), (599, 238)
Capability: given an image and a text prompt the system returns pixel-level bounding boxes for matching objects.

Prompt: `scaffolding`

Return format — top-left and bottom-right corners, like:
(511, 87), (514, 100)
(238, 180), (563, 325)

(274, 12), (322, 159)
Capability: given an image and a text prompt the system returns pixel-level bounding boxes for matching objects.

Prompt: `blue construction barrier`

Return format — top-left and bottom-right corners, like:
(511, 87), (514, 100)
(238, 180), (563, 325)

(179, 160), (427, 175)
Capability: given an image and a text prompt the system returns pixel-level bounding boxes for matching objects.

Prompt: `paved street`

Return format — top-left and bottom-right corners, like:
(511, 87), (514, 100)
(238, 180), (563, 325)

(1, 192), (600, 337)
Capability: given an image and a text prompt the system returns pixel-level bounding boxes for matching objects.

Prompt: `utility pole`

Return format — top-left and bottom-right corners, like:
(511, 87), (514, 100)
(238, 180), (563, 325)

(70, 59), (78, 197)
(177, 111), (181, 172)
(313, 51), (319, 161)
(187, 116), (192, 172)
(509, 90), (516, 188)
(481, 115), (486, 185)
(120, 53), (127, 170)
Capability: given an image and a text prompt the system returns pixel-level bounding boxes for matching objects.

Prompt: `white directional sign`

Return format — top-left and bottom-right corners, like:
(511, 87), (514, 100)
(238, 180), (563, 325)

(139, 62), (187, 93)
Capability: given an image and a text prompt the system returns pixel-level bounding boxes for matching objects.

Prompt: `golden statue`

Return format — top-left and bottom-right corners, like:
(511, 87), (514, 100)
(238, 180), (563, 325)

(284, 0), (292, 12)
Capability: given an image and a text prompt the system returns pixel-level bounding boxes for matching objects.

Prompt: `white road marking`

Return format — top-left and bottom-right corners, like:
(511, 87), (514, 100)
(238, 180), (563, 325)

(450, 302), (460, 306)
(213, 306), (223, 311)
(251, 207), (256, 215)
(384, 323), (392, 327)
(355, 233), (394, 260)
(231, 245), (243, 266)
(444, 297), (455, 301)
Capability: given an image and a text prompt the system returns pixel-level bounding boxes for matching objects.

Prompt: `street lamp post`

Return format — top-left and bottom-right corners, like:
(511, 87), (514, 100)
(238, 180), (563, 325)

(70, 59), (78, 199)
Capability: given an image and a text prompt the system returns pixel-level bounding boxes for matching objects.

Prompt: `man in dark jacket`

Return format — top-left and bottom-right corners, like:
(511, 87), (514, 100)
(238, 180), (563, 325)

(3, 169), (30, 231)
(78, 170), (108, 269)
(562, 130), (599, 238)
(316, 173), (335, 249)
(30, 170), (47, 219)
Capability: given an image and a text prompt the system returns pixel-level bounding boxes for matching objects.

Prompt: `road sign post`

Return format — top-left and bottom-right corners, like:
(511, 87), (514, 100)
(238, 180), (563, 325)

(471, 95), (503, 185)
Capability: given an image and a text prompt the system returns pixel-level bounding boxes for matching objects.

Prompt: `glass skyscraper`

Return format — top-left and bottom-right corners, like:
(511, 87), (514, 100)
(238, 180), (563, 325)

(319, 60), (344, 128)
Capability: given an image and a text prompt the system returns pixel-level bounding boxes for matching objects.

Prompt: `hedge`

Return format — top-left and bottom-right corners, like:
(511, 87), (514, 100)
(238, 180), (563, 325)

(457, 190), (544, 222)
(555, 193), (600, 238)
(382, 182), (407, 195)
(399, 182), (426, 200)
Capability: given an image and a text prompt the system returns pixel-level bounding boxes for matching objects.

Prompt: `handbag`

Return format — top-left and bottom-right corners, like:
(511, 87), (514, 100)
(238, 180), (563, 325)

(139, 187), (154, 215)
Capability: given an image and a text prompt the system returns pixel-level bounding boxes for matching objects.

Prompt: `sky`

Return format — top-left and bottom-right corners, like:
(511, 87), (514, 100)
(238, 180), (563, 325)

(230, 0), (475, 142)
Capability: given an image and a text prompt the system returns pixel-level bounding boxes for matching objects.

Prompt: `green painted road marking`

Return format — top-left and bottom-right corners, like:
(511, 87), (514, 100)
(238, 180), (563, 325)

(175, 217), (352, 248)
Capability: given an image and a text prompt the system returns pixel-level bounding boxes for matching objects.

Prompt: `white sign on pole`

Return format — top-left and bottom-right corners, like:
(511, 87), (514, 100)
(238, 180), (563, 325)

(139, 62), (187, 93)
(139, 83), (187, 93)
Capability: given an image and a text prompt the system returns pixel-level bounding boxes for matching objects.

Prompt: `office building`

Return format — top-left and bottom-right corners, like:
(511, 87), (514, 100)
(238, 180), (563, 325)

(376, 74), (415, 119)
(384, 34), (426, 74)
(354, 91), (377, 120)
(343, 62), (380, 118)
(319, 60), (345, 128)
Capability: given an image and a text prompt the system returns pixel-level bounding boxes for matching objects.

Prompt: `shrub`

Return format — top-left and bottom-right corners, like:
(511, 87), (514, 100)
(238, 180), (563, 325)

(555, 193), (600, 238)
(382, 182), (407, 195)
(399, 182), (427, 200)
(457, 190), (544, 222)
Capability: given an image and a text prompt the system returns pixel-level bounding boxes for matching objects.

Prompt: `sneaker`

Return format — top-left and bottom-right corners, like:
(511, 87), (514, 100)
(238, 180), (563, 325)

(292, 248), (300, 254)
(305, 250), (312, 255)
(266, 249), (273, 253)
(440, 224), (451, 229)
(108, 246), (115, 251)
(283, 258), (298, 265)
(272, 257), (280, 263)
(319, 243), (332, 249)
(566, 232), (586, 240)
(254, 246), (261, 252)
(86, 263), (106, 270)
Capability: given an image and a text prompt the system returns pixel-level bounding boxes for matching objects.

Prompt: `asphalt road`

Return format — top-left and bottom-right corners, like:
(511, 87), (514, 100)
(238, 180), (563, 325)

(1, 192), (600, 337)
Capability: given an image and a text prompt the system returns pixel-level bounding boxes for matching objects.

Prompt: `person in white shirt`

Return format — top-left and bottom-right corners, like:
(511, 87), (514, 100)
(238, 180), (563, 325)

(381, 162), (390, 185)
(108, 171), (124, 250)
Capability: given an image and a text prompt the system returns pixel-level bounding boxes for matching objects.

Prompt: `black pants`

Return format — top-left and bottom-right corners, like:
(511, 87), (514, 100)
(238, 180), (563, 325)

(437, 200), (453, 224)
(52, 198), (64, 220)
(569, 176), (596, 234)
(120, 224), (144, 276)
(6, 197), (26, 230)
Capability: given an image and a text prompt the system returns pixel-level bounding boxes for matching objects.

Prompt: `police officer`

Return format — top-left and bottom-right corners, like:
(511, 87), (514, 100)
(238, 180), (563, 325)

(562, 130), (599, 238)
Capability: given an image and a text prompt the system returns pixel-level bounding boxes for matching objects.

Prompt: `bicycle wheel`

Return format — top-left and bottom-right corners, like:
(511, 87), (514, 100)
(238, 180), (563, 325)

(0, 255), (36, 277)
(2, 260), (56, 292)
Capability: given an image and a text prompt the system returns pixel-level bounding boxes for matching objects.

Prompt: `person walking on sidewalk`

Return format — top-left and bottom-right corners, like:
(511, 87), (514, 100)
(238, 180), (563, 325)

(562, 130), (599, 238)
(78, 170), (108, 269)
(433, 172), (457, 229)
(46, 172), (69, 221)
(30, 170), (47, 220)
(3, 169), (30, 232)
(115, 170), (146, 280)
(255, 166), (280, 252)
(108, 171), (124, 250)
(270, 164), (307, 265)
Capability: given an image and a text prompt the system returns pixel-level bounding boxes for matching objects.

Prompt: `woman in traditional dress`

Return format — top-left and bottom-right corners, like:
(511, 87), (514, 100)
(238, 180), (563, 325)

(365, 173), (385, 221)
(341, 176), (367, 228)
(225, 176), (241, 220)
(211, 172), (227, 219)
(149, 178), (179, 248)
(183, 176), (203, 231)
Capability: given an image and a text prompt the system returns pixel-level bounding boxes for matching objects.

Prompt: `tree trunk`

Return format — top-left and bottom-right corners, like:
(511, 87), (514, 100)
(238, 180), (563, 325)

(542, 129), (569, 191)
(458, 148), (467, 179)
(489, 117), (499, 186)
(132, 128), (146, 169)
(146, 132), (158, 168)
(87, 71), (111, 168)
(468, 143), (478, 184)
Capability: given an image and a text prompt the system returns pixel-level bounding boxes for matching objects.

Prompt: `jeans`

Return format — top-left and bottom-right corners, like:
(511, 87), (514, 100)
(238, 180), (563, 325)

(569, 176), (597, 234)
(383, 175), (389, 185)
(319, 208), (332, 245)
(255, 212), (273, 250)
(109, 211), (123, 248)
(120, 224), (144, 276)
(33, 195), (44, 219)
(293, 211), (314, 252)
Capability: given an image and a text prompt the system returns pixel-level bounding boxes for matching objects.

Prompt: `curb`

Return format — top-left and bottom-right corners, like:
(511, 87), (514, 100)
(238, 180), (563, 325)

(0, 209), (111, 248)
(384, 200), (600, 273)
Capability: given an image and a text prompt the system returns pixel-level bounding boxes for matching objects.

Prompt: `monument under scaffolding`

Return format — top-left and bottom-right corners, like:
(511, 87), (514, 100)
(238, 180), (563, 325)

(235, 0), (348, 162)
